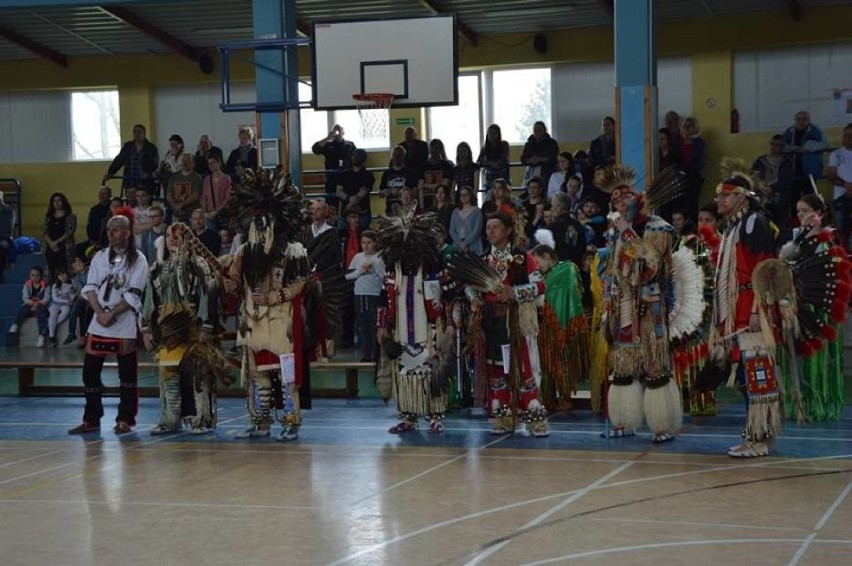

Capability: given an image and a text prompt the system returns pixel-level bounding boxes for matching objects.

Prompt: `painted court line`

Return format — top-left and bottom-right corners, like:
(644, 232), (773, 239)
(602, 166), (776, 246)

(0, 497), (318, 511)
(788, 478), (852, 566)
(593, 516), (810, 533)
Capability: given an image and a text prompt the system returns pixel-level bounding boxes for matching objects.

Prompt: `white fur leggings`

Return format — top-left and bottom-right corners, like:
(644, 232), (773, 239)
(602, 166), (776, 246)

(48, 304), (70, 338)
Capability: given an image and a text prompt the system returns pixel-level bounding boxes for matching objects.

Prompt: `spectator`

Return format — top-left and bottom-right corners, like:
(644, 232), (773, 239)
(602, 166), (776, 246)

(431, 185), (455, 238)
(79, 186), (111, 260)
(191, 208), (222, 256)
(193, 134), (224, 178)
(783, 110), (829, 201)
(543, 204), (555, 227)
(138, 204), (166, 264)
(422, 139), (454, 209)
(224, 127), (258, 183)
(8, 266), (49, 347)
(449, 185), (483, 256)
(399, 126), (429, 179)
(63, 256), (91, 346)
(378, 145), (419, 215)
(312, 123), (356, 208)
(549, 192), (585, 265)
(42, 192), (76, 281)
(340, 206), (363, 272)
(697, 201), (722, 238)
(219, 229), (234, 255)
(109, 197), (123, 216)
(398, 186), (420, 220)
(202, 154), (232, 231)
(102, 123), (159, 200)
(658, 127), (683, 171)
(0, 190), (16, 281)
(306, 199), (334, 242)
(452, 142), (479, 196)
(521, 177), (547, 242)
(47, 269), (75, 348)
(480, 178), (518, 217)
(547, 152), (575, 198)
(345, 230), (385, 362)
(478, 124), (511, 192)
(827, 122), (852, 200)
(335, 148), (374, 231)
(573, 149), (594, 188)
(681, 116), (707, 219)
(664, 111), (685, 150)
(752, 134), (795, 237)
(671, 210), (689, 237)
(577, 196), (606, 247)
(157, 134), (186, 193)
(564, 174), (584, 211)
(589, 116), (617, 170)
(131, 186), (155, 246)
(166, 153), (203, 223)
(521, 121), (560, 186)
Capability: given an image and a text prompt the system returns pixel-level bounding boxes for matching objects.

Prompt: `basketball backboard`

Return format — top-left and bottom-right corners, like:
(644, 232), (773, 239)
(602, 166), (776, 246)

(311, 14), (458, 110)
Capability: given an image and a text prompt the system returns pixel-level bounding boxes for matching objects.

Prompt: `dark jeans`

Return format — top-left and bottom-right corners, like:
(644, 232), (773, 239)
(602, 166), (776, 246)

(15, 304), (47, 335)
(67, 298), (92, 336)
(82, 349), (139, 426)
(355, 294), (379, 361)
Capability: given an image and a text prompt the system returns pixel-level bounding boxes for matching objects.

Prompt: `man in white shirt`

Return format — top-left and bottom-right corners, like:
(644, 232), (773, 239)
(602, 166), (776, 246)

(827, 123), (852, 200)
(68, 209), (149, 435)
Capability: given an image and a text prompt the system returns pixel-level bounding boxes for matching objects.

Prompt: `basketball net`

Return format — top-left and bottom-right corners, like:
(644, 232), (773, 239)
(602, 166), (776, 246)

(353, 93), (394, 140)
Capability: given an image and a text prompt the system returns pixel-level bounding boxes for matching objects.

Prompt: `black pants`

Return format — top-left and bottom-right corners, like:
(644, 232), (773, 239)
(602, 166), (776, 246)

(82, 350), (139, 426)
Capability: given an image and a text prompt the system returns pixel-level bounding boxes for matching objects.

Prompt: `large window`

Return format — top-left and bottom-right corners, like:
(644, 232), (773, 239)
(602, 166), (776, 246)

(299, 81), (389, 150)
(492, 67), (552, 144)
(71, 90), (121, 161)
(427, 74), (482, 160)
(298, 81), (330, 152)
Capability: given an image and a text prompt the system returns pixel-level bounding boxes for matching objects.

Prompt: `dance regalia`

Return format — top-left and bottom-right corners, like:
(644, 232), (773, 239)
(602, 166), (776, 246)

(537, 260), (589, 410)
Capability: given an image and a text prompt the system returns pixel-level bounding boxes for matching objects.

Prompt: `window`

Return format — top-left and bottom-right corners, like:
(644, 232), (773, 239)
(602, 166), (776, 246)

(299, 81), (389, 150)
(299, 81), (329, 152)
(492, 67), (552, 145)
(333, 108), (388, 150)
(71, 90), (120, 161)
(427, 74), (482, 160)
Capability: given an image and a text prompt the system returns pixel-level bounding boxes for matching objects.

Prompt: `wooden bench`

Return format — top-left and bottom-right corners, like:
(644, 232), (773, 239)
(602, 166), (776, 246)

(0, 351), (374, 399)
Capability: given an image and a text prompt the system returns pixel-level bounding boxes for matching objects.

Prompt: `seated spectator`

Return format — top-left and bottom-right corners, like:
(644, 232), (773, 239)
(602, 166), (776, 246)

(225, 127), (258, 183)
(449, 186), (483, 256)
(313, 124), (356, 209)
(589, 116), (616, 170)
(422, 139), (454, 209)
(191, 208), (222, 256)
(399, 126), (429, 179)
(752, 134), (794, 237)
(42, 192), (76, 282)
(79, 185), (111, 260)
(577, 196), (606, 248)
(335, 148), (374, 231)
(193, 134), (224, 178)
(521, 121), (559, 186)
(378, 146), (419, 215)
(550, 192), (585, 265)
(564, 174), (584, 211)
(0, 190), (16, 282)
(138, 204), (167, 264)
(63, 256), (91, 346)
(431, 185), (455, 238)
(398, 186), (420, 220)
(167, 153), (203, 223)
(102, 123), (159, 201)
(8, 266), (49, 347)
(157, 134), (186, 193)
(47, 269), (76, 348)
(547, 152), (574, 198)
(202, 154), (232, 231)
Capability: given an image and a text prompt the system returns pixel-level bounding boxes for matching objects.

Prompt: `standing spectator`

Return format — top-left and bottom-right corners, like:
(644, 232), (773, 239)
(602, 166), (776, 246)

(422, 139), (454, 209)
(827, 123), (852, 200)
(335, 148), (374, 231)
(79, 186), (111, 260)
(42, 192), (76, 281)
(166, 153), (203, 223)
(340, 206), (363, 274)
(452, 142), (479, 196)
(589, 116), (617, 170)
(47, 269), (76, 348)
(157, 134), (186, 194)
(449, 185), (483, 256)
(64, 256), (91, 346)
(378, 146), (418, 215)
(752, 134), (795, 237)
(138, 204), (167, 264)
(224, 127), (258, 183)
(131, 186), (155, 246)
(399, 126), (429, 179)
(67, 210), (149, 435)
(658, 127), (683, 171)
(664, 111), (685, 150)
(783, 110), (828, 202)
(549, 192), (586, 265)
(312, 124), (356, 208)
(478, 124), (510, 192)
(191, 208), (222, 256)
(547, 152), (575, 198)
(201, 154), (232, 231)
(521, 121), (560, 186)
(430, 185), (455, 238)
(521, 177), (547, 242)
(345, 230), (385, 362)
(193, 134), (224, 178)
(0, 190), (16, 281)
(8, 266), (49, 347)
(681, 116), (707, 220)
(102, 123), (159, 200)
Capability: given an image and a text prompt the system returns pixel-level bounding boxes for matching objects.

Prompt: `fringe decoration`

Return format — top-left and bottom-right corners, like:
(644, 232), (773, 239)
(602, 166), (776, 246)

(607, 379), (645, 430)
(643, 378), (683, 435)
(517, 301), (539, 337)
(745, 393), (782, 443)
(589, 253), (608, 414)
(538, 304), (589, 406)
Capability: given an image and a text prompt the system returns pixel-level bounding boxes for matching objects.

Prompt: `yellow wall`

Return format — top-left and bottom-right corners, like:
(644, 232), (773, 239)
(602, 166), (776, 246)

(0, 5), (850, 237)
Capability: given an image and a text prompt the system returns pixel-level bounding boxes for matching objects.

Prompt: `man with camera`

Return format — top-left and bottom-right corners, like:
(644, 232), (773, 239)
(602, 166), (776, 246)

(312, 125), (357, 210)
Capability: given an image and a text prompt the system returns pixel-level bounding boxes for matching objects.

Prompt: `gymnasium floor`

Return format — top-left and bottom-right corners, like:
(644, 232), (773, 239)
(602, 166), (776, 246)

(0, 390), (849, 565)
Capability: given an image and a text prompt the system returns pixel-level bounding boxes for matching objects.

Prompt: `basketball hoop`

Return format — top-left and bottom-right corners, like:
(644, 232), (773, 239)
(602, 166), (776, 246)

(353, 93), (394, 140)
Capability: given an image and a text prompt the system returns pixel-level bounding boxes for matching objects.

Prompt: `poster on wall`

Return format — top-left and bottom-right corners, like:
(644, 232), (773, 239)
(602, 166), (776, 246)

(832, 89), (852, 124)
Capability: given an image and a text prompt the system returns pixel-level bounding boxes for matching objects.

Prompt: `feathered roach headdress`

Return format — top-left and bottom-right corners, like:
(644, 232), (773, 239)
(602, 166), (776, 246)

(594, 165), (636, 198)
(594, 165), (687, 217)
(717, 157), (763, 196)
(375, 207), (443, 275)
(218, 167), (303, 288)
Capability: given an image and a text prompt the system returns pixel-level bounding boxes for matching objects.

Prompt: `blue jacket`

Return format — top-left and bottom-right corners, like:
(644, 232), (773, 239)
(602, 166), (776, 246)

(782, 124), (827, 179)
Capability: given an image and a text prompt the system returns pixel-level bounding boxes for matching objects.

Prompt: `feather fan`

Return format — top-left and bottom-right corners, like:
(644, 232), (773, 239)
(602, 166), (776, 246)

(446, 252), (504, 294)
(667, 245), (706, 339)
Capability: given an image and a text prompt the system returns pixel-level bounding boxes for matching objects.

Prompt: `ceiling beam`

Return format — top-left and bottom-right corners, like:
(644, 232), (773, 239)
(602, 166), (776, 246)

(597, 0), (614, 20)
(0, 24), (67, 67)
(99, 5), (201, 62)
(784, 0), (802, 21)
(418, 0), (478, 46)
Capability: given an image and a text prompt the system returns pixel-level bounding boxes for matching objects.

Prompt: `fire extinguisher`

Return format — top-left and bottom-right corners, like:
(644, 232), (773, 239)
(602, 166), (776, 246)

(731, 108), (740, 133)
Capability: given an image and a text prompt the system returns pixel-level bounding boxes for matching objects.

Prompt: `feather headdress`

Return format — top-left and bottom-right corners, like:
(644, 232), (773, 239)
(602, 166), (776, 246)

(642, 166), (688, 216)
(375, 207), (443, 275)
(594, 165), (636, 195)
(717, 157), (763, 195)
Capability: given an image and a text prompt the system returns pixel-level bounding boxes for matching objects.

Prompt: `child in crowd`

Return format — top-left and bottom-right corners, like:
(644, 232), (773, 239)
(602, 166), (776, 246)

(8, 266), (49, 347)
(64, 256), (91, 346)
(47, 269), (76, 348)
(345, 230), (385, 362)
